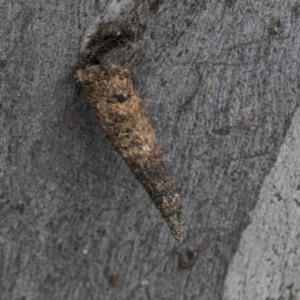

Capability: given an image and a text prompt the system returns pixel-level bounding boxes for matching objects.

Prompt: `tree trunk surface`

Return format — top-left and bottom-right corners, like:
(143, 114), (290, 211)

(1, 1), (300, 299)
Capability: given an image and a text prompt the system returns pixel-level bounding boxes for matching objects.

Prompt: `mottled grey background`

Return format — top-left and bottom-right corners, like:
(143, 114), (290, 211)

(1, 1), (300, 299)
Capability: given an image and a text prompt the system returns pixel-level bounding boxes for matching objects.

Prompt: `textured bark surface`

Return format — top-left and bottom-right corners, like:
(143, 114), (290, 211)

(224, 106), (300, 300)
(1, 1), (300, 299)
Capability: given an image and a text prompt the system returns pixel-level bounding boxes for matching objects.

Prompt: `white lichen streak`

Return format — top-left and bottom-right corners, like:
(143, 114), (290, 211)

(224, 107), (300, 300)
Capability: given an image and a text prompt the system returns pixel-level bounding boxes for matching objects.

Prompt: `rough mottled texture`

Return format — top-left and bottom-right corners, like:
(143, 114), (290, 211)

(1, 0), (300, 299)
(75, 66), (185, 241)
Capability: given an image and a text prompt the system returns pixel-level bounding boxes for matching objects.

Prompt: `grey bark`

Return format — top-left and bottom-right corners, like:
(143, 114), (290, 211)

(1, 1), (300, 300)
(224, 106), (300, 300)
